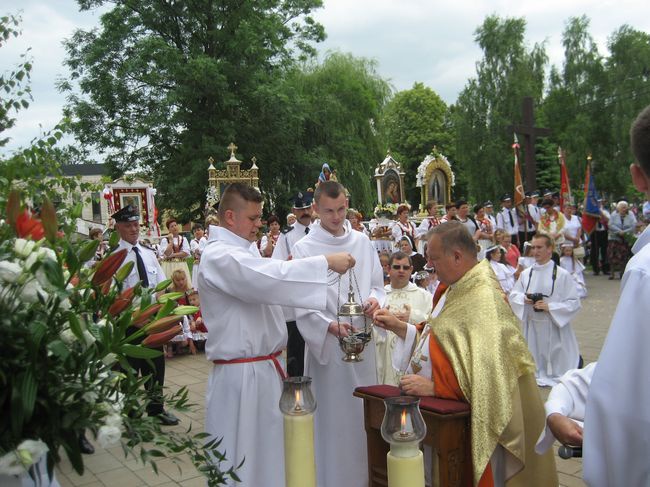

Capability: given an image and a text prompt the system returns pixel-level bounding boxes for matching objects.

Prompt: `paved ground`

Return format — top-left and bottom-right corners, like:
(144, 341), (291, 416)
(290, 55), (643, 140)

(55, 272), (622, 486)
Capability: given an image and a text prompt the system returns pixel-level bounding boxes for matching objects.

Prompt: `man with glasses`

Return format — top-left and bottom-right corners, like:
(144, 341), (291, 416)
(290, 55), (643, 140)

(510, 234), (582, 386)
(375, 251), (433, 385)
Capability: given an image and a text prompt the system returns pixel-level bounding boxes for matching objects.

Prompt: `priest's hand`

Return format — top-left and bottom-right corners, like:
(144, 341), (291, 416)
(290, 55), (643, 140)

(399, 374), (434, 397)
(372, 308), (408, 339)
(362, 298), (380, 317)
(547, 413), (583, 446)
(390, 304), (411, 322)
(326, 252), (355, 274)
(328, 321), (352, 338)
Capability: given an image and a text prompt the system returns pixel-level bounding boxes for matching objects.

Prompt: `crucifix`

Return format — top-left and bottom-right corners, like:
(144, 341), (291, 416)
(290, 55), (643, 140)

(227, 142), (238, 158)
(508, 97), (550, 191)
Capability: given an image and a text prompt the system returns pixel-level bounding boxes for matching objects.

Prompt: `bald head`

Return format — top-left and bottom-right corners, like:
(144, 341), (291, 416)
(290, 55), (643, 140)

(426, 221), (478, 285)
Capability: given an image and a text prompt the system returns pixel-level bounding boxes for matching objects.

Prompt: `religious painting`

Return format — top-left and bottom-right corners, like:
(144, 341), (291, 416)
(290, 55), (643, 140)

(382, 169), (401, 204)
(428, 169), (447, 205)
(119, 193), (144, 224)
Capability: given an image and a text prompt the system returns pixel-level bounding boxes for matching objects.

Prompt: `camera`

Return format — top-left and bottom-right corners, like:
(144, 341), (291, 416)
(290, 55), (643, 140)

(526, 293), (545, 312)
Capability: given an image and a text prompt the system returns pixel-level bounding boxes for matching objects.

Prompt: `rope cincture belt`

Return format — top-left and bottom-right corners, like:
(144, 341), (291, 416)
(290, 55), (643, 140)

(213, 350), (286, 380)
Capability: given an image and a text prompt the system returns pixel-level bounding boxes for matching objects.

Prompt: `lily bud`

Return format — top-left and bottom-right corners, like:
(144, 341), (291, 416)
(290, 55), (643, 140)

(143, 314), (183, 335)
(92, 249), (128, 286)
(131, 303), (164, 328)
(108, 286), (137, 317)
(142, 324), (182, 347)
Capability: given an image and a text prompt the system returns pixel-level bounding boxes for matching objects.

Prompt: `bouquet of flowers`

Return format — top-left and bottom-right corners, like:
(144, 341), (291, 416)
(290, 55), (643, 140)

(373, 203), (398, 219)
(0, 190), (237, 486)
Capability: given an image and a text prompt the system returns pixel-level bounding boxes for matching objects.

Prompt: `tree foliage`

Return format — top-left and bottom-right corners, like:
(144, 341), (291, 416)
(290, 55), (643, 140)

(382, 82), (451, 206)
(452, 15), (547, 203)
(61, 0), (326, 220)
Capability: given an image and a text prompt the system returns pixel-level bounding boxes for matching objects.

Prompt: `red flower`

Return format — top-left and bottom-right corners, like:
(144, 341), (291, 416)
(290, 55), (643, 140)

(15, 210), (45, 240)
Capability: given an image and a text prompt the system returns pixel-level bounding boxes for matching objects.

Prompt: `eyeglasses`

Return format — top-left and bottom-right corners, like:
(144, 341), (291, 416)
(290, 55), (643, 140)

(391, 264), (412, 271)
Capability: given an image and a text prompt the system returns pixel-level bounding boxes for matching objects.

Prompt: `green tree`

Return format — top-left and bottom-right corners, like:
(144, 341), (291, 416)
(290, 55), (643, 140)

(453, 15), (547, 202)
(542, 16), (607, 193)
(60, 0), (325, 220)
(601, 25), (650, 196)
(382, 82), (451, 206)
(0, 14), (32, 148)
(276, 52), (392, 215)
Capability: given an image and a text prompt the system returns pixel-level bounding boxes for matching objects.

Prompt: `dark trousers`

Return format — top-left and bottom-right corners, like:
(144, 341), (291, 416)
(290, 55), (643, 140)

(510, 233), (520, 247)
(518, 230), (536, 250)
(127, 350), (165, 415)
(286, 321), (305, 377)
(590, 230), (609, 274)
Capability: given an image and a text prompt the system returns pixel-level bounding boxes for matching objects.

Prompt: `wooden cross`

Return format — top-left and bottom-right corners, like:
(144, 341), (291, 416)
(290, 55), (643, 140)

(508, 97), (550, 191)
(227, 142), (238, 157)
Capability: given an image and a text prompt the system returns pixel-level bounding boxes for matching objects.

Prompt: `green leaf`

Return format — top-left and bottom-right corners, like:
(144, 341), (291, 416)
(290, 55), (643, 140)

(155, 298), (176, 319)
(20, 370), (37, 421)
(67, 312), (85, 342)
(41, 257), (65, 288)
(77, 238), (100, 264)
(114, 261), (134, 283)
(121, 344), (162, 359)
(109, 230), (120, 248)
(65, 242), (80, 274)
(48, 340), (71, 360)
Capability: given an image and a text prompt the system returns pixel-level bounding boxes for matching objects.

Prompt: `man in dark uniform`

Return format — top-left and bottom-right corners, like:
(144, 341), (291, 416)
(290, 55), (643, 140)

(590, 197), (610, 275)
(272, 192), (314, 376)
(112, 205), (179, 426)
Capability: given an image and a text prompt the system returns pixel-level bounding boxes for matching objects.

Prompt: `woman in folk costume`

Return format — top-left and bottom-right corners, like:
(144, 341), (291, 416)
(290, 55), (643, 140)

(474, 203), (495, 260)
(159, 217), (191, 281)
(391, 204), (417, 250)
(258, 214), (282, 257)
(560, 243), (587, 299)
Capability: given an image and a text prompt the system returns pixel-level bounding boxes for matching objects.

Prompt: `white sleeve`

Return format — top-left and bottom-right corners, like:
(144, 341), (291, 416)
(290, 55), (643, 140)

(392, 324), (418, 373)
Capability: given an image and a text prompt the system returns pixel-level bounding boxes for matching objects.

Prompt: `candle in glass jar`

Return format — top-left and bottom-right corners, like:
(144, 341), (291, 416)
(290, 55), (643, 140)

(283, 390), (316, 487)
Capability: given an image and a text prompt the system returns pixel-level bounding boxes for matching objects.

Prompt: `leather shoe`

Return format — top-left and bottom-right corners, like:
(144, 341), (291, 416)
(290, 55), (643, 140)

(154, 411), (180, 426)
(79, 432), (95, 455)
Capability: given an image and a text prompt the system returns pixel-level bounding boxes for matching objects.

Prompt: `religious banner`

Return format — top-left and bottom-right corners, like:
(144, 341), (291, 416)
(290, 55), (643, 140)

(581, 156), (600, 234)
(559, 147), (572, 211)
(512, 134), (525, 207)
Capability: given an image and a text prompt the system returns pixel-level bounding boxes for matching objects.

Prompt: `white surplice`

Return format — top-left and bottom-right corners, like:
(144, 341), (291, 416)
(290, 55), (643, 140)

(509, 260), (581, 386)
(489, 259), (516, 294)
(583, 226), (650, 486)
(376, 282), (433, 385)
(536, 362), (596, 454)
(198, 226), (329, 487)
(559, 255), (587, 299)
(292, 220), (385, 487)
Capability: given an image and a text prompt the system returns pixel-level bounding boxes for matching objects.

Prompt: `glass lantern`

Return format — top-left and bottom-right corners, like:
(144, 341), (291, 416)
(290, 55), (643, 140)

(279, 376), (317, 415)
(381, 396), (427, 456)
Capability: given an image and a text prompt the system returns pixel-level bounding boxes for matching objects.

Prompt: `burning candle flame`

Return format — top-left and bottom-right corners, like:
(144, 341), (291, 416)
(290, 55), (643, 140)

(400, 409), (407, 429)
(294, 389), (303, 412)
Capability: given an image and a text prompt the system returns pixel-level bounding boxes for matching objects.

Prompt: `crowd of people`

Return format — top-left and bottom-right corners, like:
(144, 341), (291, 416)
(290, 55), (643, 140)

(84, 104), (650, 486)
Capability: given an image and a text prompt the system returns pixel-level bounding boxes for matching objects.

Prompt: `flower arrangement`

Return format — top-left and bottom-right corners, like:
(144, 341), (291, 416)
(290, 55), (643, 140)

(0, 190), (237, 485)
(373, 203), (399, 219)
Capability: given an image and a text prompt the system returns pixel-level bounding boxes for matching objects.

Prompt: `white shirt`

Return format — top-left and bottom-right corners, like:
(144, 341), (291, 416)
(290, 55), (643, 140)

(496, 207), (519, 235)
(115, 239), (166, 290)
(272, 220), (310, 260)
(158, 234), (190, 258)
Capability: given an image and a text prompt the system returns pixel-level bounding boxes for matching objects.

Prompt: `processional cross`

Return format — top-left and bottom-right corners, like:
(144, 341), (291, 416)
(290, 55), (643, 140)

(228, 142), (238, 158)
(508, 97), (550, 191)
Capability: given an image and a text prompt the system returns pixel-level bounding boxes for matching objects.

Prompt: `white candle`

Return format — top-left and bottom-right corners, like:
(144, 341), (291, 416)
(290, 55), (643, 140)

(387, 449), (425, 487)
(283, 413), (316, 487)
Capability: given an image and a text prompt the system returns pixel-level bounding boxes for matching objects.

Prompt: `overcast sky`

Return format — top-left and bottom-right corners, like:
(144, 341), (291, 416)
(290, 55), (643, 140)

(2, 0), (650, 154)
